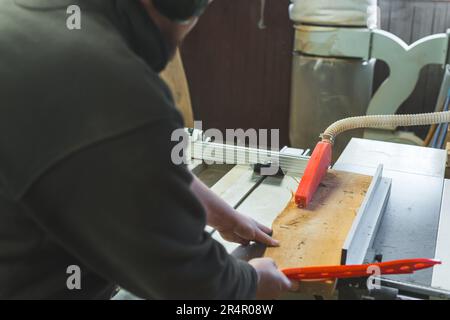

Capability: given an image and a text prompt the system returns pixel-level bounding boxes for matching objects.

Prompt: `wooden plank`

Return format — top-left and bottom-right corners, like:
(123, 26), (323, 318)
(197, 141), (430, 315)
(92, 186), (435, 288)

(388, 0), (415, 43)
(265, 171), (371, 269)
(264, 170), (372, 297)
(411, 3), (434, 43)
(373, 0), (390, 102)
(181, 0), (294, 146)
(378, 0), (392, 31)
(410, 2), (436, 120)
(432, 2), (449, 34)
(160, 50), (194, 128)
(424, 2), (448, 114)
(446, 2), (450, 27)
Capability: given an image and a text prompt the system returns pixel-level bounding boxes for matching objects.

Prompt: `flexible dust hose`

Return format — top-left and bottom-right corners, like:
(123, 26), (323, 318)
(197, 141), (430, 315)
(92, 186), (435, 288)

(321, 111), (450, 144)
(297, 110), (450, 208)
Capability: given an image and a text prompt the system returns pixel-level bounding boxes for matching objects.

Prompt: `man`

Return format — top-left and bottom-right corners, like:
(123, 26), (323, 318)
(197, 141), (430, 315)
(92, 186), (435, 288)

(0, 0), (294, 299)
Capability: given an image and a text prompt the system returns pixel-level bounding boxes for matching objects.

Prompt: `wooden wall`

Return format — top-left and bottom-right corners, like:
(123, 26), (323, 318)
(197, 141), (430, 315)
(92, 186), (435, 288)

(182, 0), (450, 145)
(375, 0), (450, 138)
(181, 0), (294, 146)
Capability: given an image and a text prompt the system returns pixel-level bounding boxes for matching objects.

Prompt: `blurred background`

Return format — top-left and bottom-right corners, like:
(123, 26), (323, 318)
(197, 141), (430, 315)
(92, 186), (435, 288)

(179, 0), (450, 148)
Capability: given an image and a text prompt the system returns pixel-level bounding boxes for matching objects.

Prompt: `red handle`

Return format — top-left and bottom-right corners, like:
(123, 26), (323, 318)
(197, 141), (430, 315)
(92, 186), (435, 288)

(295, 141), (332, 208)
(282, 259), (441, 281)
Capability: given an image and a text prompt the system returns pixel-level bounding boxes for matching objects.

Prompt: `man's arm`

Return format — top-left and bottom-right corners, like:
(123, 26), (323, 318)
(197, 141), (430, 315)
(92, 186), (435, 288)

(189, 177), (298, 299)
(22, 120), (259, 299)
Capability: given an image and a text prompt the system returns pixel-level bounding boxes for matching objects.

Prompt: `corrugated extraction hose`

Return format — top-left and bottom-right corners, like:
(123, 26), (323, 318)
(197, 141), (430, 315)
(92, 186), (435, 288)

(321, 111), (450, 144)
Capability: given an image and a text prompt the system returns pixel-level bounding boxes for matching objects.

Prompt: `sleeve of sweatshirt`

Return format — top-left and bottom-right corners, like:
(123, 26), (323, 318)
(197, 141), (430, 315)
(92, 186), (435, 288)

(21, 116), (258, 300)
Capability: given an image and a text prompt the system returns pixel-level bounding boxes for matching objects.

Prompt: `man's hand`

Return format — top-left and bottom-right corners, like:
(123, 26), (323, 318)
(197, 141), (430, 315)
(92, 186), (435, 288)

(216, 212), (279, 247)
(249, 258), (298, 300)
(190, 176), (280, 247)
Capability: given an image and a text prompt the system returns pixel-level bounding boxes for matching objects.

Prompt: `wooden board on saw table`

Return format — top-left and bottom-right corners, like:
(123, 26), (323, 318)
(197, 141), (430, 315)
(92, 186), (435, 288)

(264, 169), (372, 298)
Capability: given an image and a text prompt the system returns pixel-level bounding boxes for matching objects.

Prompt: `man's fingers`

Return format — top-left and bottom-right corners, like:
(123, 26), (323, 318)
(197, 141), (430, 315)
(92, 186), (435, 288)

(237, 238), (251, 246)
(225, 233), (250, 246)
(255, 221), (273, 235)
(233, 235), (250, 246)
(279, 273), (294, 291)
(255, 229), (280, 247)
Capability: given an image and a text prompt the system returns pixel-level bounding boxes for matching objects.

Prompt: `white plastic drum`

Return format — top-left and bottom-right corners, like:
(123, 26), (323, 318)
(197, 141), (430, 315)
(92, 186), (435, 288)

(289, 0), (378, 28)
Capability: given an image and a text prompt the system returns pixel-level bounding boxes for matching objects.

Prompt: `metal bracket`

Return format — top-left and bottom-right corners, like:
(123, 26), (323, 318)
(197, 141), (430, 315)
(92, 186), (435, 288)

(341, 165), (392, 265)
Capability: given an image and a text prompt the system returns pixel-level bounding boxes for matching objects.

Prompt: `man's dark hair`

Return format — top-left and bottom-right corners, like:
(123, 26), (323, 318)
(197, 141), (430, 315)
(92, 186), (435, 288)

(152, 0), (209, 22)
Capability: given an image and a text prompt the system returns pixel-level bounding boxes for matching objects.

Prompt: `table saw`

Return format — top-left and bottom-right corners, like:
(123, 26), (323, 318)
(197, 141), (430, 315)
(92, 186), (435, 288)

(191, 137), (450, 300)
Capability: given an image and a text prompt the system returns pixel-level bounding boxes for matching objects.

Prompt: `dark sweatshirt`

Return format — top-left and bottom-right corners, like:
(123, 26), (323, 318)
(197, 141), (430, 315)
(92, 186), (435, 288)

(0, 0), (257, 299)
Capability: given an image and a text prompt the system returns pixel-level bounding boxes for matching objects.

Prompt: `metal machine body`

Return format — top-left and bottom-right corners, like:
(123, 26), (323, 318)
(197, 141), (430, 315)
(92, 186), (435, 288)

(334, 138), (449, 299)
(289, 1), (378, 156)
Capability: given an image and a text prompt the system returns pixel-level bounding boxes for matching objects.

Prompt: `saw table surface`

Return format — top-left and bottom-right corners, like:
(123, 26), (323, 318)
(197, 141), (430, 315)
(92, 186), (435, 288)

(334, 139), (446, 288)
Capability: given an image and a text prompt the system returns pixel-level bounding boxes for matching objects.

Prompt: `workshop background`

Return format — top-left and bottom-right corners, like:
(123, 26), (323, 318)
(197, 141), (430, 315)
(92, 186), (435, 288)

(181, 0), (450, 146)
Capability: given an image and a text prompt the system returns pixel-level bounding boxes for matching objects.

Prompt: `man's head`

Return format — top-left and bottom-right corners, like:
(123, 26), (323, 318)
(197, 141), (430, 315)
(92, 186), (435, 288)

(140, 0), (211, 59)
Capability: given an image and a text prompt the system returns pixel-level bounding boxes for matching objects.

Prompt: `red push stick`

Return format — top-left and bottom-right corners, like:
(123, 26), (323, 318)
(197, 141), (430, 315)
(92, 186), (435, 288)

(282, 259), (441, 281)
(295, 141), (332, 208)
